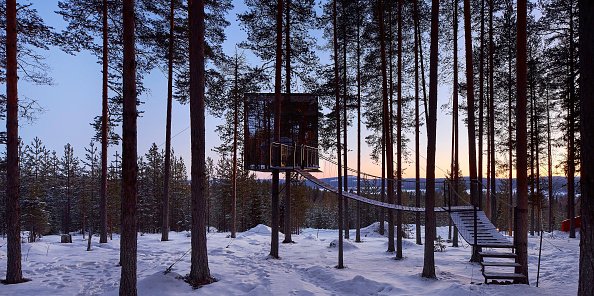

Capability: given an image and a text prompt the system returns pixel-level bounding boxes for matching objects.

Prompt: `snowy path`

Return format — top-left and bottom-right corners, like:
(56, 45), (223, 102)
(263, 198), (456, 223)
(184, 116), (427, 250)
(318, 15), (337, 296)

(0, 224), (579, 295)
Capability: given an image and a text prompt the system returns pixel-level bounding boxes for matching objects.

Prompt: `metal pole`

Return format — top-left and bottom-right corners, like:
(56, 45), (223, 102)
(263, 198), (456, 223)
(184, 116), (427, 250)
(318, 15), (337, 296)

(474, 180), (478, 252)
(537, 227), (544, 286)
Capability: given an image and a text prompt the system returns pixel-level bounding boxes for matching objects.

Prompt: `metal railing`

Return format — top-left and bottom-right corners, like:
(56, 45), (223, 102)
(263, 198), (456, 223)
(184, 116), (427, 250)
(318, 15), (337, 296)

(300, 145), (320, 169)
(269, 142), (319, 170)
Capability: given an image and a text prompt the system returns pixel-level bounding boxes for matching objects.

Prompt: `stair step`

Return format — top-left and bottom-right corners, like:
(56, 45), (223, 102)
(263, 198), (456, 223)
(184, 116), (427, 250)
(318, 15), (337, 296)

(481, 261), (521, 267)
(483, 272), (526, 280)
(478, 244), (514, 248)
(479, 251), (517, 258)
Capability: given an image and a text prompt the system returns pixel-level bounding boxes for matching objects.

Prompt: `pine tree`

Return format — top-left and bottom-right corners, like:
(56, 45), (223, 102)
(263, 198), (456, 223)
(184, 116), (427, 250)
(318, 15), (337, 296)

(212, 51), (265, 237)
(60, 144), (78, 234)
(514, 0), (529, 283)
(578, 1), (594, 293)
(540, 0), (580, 239)
(57, 0), (144, 245)
(119, 0), (139, 294)
(463, 0), (481, 262)
(187, 0), (214, 286)
(82, 141), (100, 243)
(422, 0), (440, 280)
(331, 0), (344, 269)
(2, 0), (58, 283)
(21, 138), (50, 243)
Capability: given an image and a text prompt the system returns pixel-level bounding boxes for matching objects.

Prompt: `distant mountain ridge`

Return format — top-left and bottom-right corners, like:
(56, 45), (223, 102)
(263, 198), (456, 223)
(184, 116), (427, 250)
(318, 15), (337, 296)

(296, 175), (576, 195)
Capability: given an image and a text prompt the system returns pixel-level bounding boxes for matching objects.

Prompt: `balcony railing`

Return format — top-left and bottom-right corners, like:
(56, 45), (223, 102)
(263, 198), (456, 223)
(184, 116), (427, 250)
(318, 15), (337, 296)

(269, 142), (319, 171)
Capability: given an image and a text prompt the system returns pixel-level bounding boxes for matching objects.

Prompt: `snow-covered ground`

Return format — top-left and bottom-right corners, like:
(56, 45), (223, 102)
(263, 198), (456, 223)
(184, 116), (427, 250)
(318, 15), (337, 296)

(0, 224), (579, 295)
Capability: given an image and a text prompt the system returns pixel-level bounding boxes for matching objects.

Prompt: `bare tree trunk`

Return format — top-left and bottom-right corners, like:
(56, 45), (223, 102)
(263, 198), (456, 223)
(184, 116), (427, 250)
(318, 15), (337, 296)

(270, 0), (283, 260)
(379, 0), (395, 254)
(463, 0), (480, 262)
(283, 172), (293, 243)
(161, 0), (175, 242)
(119, 0), (138, 294)
(514, 0), (529, 283)
(530, 77), (535, 237)
(422, 0), (439, 279)
(478, 0), (485, 211)
(282, 0), (292, 244)
(355, 2), (362, 244)
(489, 0), (497, 224)
(395, 0), (403, 260)
(508, 17), (514, 237)
(578, 2), (594, 294)
(547, 92), (554, 232)
(413, 0), (422, 246)
(66, 160), (71, 234)
(3, 0), (24, 284)
(531, 64), (542, 235)
(332, 0), (344, 269)
(100, 0), (109, 244)
(380, 135), (385, 236)
(568, 0), (577, 239)
(87, 222), (93, 252)
(187, 0), (213, 285)
(342, 0), (349, 240)
(231, 54), (239, 239)
(452, 0), (460, 248)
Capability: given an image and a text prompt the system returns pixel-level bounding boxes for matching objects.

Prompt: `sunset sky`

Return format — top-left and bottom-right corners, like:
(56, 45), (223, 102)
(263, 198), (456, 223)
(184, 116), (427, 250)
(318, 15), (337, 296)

(9, 1), (565, 180)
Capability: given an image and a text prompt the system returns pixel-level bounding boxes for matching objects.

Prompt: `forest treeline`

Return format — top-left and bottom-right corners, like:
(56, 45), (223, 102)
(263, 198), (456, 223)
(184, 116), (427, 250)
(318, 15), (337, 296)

(0, 137), (471, 240)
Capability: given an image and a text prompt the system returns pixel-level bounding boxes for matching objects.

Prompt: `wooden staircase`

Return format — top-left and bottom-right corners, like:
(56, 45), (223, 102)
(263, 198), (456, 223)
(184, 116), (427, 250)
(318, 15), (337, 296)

(450, 210), (527, 284)
(478, 250), (526, 284)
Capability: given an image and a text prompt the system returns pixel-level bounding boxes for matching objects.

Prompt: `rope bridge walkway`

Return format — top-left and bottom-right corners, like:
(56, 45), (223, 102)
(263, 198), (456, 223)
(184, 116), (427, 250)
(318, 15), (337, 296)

(295, 167), (524, 284)
(294, 168), (473, 213)
(275, 143), (523, 284)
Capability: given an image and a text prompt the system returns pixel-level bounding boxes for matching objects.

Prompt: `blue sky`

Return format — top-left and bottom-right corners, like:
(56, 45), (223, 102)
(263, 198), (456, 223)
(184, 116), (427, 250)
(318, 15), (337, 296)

(5, 0), (551, 180)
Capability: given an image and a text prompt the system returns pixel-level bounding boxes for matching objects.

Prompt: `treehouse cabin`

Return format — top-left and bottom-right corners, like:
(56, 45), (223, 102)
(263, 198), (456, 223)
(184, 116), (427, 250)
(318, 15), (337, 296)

(244, 93), (319, 172)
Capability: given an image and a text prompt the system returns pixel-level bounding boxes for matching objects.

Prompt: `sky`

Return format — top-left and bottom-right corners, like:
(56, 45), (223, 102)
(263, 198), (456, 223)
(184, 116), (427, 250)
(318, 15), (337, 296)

(4, 0), (565, 180)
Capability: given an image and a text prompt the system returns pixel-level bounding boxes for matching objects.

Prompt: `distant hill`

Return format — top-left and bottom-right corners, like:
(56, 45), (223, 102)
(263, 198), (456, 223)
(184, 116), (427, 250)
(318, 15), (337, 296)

(298, 175), (576, 196)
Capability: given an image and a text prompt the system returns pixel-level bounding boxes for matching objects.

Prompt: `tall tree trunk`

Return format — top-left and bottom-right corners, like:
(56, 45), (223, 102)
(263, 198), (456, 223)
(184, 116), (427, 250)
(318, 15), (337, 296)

(413, 0), (422, 246)
(530, 73), (535, 237)
(342, 0), (349, 240)
(355, 2), (362, 244)
(452, 0), (460, 248)
(514, 0), (529, 283)
(120, 0), (138, 294)
(489, 0), (496, 224)
(332, 0), (344, 269)
(547, 92), (554, 232)
(3, 0), (24, 285)
(380, 133), (385, 236)
(568, 0), (577, 239)
(161, 0), (175, 242)
(508, 1), (514, 237)
(578, 2), (594, 294)
(395, 0), (403, 260)
(478, 0), (485, 211)
(531, 62), (541, 235)
(422, 0), (439, 279)
(283, 172), (292, 242)
(231, 53), (238, 239)
(100, 0), (109, 244)
(243, 85), (249, 232)
(66, 161), (71, 234)
(269, 0), (283, 260)
(188, 0), (213, 285)
(463, 0), (480, 262)
(283, 0), (292, 244)
(380, 0), (395, 254)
